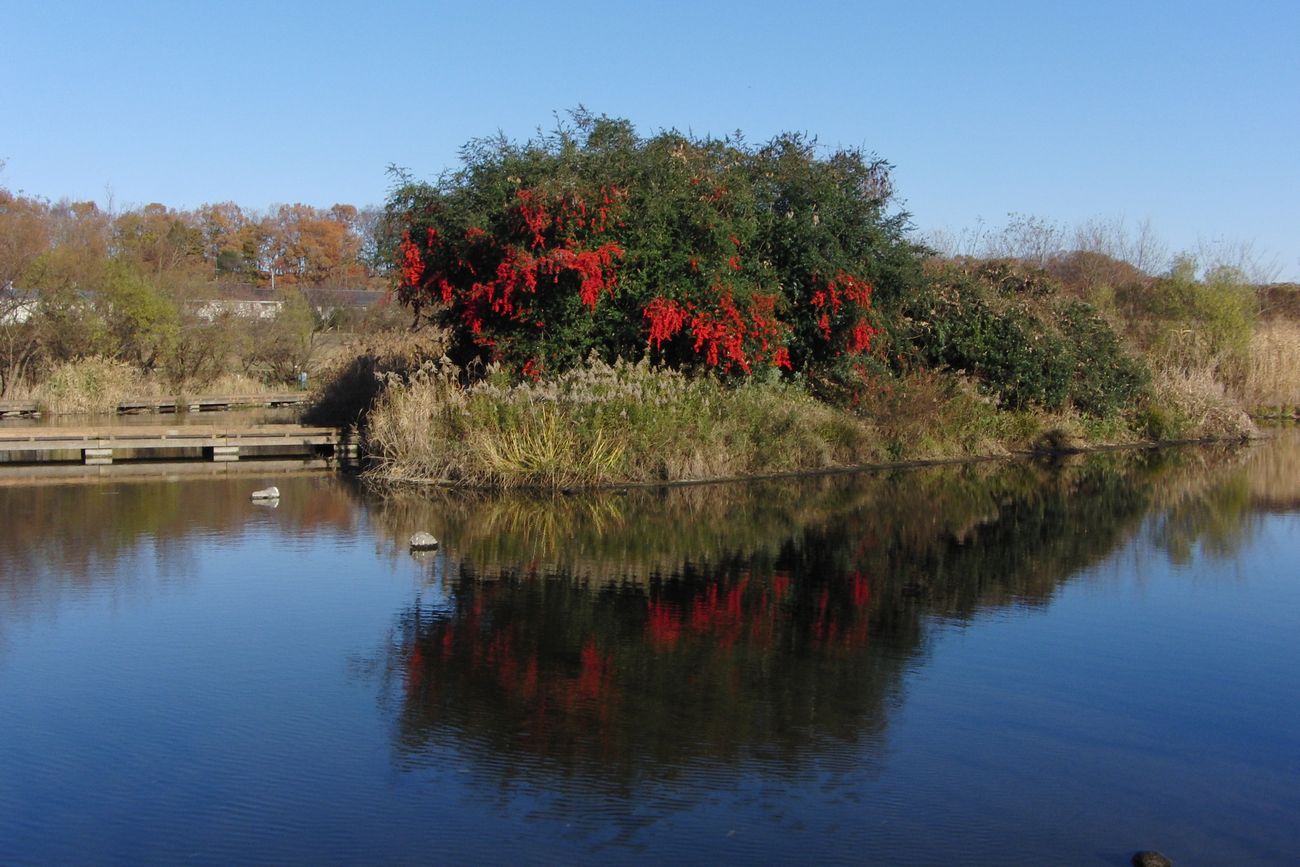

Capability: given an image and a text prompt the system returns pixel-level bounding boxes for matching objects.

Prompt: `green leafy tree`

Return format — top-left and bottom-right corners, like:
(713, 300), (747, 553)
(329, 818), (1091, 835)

(99, 264), (180, 371)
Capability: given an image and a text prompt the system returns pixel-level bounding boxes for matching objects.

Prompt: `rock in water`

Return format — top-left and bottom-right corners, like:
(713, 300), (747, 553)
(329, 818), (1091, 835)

(409, 532), (439, 551)
(250, 486), (280, 500)
(1132, 851), (1173, 867)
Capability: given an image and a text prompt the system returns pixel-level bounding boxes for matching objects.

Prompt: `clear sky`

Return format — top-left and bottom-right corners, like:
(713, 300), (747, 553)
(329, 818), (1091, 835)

(3, 0), (1297, 278)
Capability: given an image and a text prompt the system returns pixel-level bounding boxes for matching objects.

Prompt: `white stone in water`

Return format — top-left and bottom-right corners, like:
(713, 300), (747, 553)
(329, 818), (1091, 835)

(250, 486), (280, 500)
(409, 532), (439, 550)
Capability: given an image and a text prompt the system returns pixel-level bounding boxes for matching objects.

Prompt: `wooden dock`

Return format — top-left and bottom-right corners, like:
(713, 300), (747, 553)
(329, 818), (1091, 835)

(0, 424), (357, 466)
(0, 392), (308, 418)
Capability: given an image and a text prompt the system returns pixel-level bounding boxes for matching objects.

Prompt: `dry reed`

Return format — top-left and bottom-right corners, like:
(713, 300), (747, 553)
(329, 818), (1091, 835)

(1242, 320), (1300, 411)
(34, 358), (156, 414)
(365, 356), (881, 488)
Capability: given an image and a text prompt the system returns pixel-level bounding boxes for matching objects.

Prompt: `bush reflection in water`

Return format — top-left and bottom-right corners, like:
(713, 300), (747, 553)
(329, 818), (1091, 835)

(379, 438), (1279, 786)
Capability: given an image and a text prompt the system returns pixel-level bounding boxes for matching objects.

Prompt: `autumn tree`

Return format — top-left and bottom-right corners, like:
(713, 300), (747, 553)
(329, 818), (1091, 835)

(112, 203), (206, 285)
(259, 204), (366, 287)
(23, 199), (111, 294)
(0, 189), (51, 289)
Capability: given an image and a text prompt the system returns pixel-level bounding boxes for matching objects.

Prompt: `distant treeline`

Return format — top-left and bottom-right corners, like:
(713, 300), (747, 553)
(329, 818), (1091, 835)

(0, 185), (409, 398)
(0, 191), (388, 294)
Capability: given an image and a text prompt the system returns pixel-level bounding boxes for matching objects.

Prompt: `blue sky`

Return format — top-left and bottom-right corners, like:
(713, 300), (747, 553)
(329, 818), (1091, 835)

(3, 0), (1297, 278)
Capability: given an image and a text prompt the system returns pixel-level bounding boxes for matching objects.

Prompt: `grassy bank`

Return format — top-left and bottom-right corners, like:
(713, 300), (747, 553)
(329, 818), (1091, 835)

(367, 357), (874, 488)
(361, 353), (1256, 490)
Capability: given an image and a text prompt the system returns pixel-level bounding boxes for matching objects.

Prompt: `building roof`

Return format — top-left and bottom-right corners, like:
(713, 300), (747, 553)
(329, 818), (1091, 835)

(301, 288), (385, 308)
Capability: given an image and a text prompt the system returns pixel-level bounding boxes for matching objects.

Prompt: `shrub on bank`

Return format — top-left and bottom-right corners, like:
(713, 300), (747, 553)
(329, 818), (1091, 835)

(384, 111), (922, 382)
(356, 115), (1267, 488)
(1115, 256), (1257, 388)
(887, 260), (1150, 416)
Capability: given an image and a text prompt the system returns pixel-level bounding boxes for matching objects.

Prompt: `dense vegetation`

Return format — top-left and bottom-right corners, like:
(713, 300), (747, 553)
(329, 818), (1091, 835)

(384, 115), (1161, 421)
(368, 113), (1278, 486)
(386, 112), (919, 383)
(6, 112), (1295, 485)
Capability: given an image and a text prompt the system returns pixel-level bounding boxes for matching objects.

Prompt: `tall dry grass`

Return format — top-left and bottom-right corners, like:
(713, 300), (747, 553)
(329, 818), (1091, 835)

(1146, 362), (1256, 440)
(1242, 320), (1300, 412)
(363, 353), (1234, 490)
(27, 361), (295, 415)
(33, 358), (157, 414)
(199, 372), (285, 397)
(366, 356), (881, 488)
(305, 328), (451, 427)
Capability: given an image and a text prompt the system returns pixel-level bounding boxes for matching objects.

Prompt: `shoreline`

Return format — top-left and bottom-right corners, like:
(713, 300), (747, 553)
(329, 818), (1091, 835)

(367, 430), (1266, 494)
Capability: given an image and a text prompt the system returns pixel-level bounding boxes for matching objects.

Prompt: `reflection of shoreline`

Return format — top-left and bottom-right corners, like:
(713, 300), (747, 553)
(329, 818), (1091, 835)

(1240, 429), (1300, 511)
(375, 446), (1248, 604)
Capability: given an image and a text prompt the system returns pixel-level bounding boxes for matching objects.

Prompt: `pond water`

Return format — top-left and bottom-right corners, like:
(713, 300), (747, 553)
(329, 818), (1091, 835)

(2, 436), (1298, 865)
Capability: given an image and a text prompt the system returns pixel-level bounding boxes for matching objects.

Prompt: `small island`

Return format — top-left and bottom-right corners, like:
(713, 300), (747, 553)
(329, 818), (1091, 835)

(317, 113), (1285, 489)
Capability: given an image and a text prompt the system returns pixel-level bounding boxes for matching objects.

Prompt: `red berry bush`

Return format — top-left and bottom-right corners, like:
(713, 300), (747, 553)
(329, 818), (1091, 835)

(385, 111), (923, 382)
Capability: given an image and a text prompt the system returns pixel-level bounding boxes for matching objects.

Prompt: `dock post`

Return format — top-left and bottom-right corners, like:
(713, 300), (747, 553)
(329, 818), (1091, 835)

(338, 428), (361, 466)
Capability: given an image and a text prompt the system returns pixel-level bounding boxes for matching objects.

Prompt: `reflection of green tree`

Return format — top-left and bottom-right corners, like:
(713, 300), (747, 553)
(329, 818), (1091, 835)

(387, 445), (1260, 790)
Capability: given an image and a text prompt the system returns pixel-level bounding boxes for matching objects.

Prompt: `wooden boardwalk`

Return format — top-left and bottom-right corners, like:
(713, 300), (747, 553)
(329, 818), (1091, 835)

(0, 392), (308, 418)
(0, 424), (356, 466)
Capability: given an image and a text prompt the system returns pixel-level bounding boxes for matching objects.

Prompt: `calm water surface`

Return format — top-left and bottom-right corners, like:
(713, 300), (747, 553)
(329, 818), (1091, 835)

(2, 436), (1298, 865)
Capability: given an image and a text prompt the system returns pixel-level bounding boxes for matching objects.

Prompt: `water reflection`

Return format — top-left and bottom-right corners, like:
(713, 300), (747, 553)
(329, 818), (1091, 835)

(0, 473), (360, 627)
(377, 441), (1271, 795)
(2, 433), (1299, 862)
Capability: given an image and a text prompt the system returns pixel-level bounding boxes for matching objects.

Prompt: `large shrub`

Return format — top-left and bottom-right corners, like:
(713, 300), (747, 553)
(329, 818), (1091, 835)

(894, 260), (1149, 416)
(385, 112), (924, 380)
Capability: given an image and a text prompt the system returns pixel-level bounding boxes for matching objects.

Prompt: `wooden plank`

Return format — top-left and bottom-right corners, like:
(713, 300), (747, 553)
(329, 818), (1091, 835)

(1, 392), (306, 418)
(0, 423), (344, 463)
(114, 393), (307, 412)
